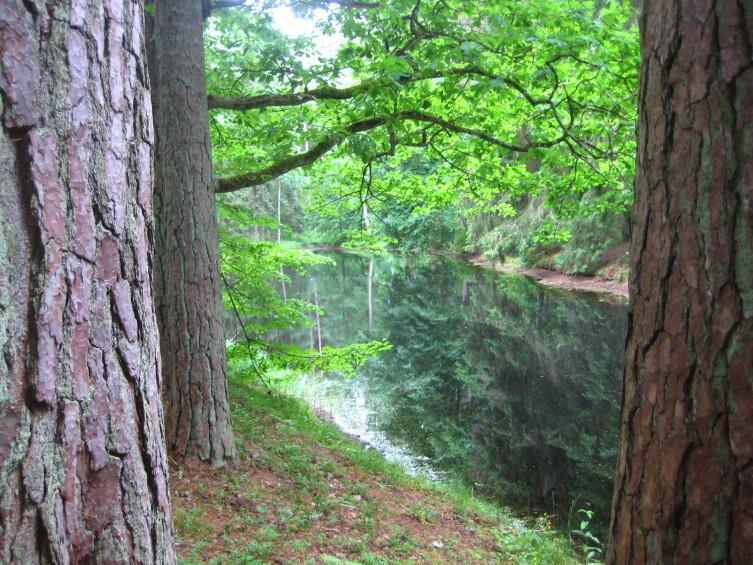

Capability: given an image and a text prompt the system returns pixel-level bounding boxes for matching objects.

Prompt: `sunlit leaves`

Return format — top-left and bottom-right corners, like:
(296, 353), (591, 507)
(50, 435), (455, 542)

(207, 0), (638, 256)
(219, 199), (389, 380)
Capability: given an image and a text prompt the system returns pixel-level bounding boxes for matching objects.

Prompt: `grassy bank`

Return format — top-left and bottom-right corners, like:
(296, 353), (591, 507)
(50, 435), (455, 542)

(172, 378), (587, 564)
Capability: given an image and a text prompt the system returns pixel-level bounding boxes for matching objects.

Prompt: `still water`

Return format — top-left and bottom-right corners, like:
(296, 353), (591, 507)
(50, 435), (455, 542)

(283, 251), (626, 532)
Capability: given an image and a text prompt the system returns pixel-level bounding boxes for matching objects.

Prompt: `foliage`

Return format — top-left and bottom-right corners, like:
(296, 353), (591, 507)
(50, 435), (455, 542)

(218, 199), (390, 383)
(550, 211), (627, 275)
(204, 0), (639, 259)
(467, 194), (629, 274)
(302, 197), (464, 251)
(569, 508), (604, 563)
(364, 202), (464, 251)
(469, 195), (552, 262)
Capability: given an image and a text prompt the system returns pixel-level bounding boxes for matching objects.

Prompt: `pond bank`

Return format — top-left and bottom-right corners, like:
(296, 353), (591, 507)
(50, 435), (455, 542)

(465, 253), (629, 300)
(173, 379), (587, 564)
(303, 246), (629, 300)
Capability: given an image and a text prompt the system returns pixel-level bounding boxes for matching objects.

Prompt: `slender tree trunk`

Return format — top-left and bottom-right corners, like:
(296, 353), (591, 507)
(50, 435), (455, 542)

(278, 181), (287, 300)
(251, 187), (260, 240)
(608, 3), (753, 563)
(148, 0), (236, 464)
(280, 272), (288, 302)
(313, 284), (323, 354)
(367, 258), (373, 331)
(0, 1), (175, 562)
(277, 181), (283, 245)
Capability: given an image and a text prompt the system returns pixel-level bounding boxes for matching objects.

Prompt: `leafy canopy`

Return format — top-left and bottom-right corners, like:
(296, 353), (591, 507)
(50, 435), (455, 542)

(206, 0), (638, 231)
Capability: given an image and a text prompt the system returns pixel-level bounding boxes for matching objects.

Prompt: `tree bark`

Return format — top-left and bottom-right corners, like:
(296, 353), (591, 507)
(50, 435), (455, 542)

(608, 2), (753, 563)
(0, 1), (175, 562)
(148, 0), (237, 465)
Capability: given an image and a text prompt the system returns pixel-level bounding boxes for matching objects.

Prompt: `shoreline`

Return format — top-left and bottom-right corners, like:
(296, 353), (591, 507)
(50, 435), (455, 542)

(464, 253), (629, 300)
(172, 382), (586, 563)
(302, 245), (629, 300)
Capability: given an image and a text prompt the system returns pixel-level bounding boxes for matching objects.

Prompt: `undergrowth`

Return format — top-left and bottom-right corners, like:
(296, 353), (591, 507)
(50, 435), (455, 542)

(173, 376), (590, 564)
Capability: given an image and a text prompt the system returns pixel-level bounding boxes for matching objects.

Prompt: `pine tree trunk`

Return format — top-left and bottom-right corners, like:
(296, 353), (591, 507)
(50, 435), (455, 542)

(148, 0), (236, 464)
(0, 1), (175, 562)
(607, 2), (753, 563)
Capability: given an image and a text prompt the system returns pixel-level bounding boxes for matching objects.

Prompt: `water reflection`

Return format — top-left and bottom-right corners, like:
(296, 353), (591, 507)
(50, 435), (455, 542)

(283, 251), (626, 532)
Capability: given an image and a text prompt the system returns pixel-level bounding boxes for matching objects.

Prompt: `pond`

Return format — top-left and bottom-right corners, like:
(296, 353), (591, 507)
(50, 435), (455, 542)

(280, 251), (627, 535)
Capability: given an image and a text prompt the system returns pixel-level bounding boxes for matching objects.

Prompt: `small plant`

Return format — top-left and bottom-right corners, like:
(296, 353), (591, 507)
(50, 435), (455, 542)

(289, 538), (310, 553)
(319, 555), (363, 565)
(384, 526), (418, 553)
(234, 540), (274, 562)
(258, 524), (281, 542)
(570, 509), (604, 563)
(494, 526), (579, 565)
(409, 502), (438, 523)
(173, 506), (211, 540)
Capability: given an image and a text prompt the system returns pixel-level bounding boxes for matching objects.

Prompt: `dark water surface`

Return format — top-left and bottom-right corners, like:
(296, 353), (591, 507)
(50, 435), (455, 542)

(284, 251), (627, 532)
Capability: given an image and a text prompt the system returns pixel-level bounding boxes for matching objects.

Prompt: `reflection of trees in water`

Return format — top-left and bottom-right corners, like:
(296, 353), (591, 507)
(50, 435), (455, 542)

(287, 252), (625, 533)
(462, 278), (624, 522)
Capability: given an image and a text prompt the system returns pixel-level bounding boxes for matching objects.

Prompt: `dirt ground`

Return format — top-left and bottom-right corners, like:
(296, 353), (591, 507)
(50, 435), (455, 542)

(171, 407), (512, 564)
(170, 388), (582, 564)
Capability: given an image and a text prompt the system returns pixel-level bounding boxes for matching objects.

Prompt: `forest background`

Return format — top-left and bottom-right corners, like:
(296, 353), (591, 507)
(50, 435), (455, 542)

(207, 0), (639, 385)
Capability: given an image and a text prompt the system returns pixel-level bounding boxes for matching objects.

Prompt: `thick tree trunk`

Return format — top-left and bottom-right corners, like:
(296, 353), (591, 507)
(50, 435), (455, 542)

(0, 1), (175, 562)
(148, 0), (236, 464)
(607, 2), (753, 563)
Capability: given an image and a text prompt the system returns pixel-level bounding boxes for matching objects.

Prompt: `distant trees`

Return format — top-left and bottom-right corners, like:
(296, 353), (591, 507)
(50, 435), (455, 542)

(0, 1), (174, 562)
(607, 2), (753, 562)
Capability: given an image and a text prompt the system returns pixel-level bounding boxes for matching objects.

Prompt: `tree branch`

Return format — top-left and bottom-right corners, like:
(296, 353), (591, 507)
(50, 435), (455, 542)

(215, 110), (567, 193)
(208, 67), (553, 111)
(203, 0), (247, 18)
(398, 110), (565, 151)
(295, 0), (381, 8)
(330, 0), (381, 7)
(216, 116), (390, 193)
(209, 82), (373, 110)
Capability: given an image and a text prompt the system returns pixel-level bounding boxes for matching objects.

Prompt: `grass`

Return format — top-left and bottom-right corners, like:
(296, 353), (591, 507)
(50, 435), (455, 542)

(172, 377), (588, 564)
